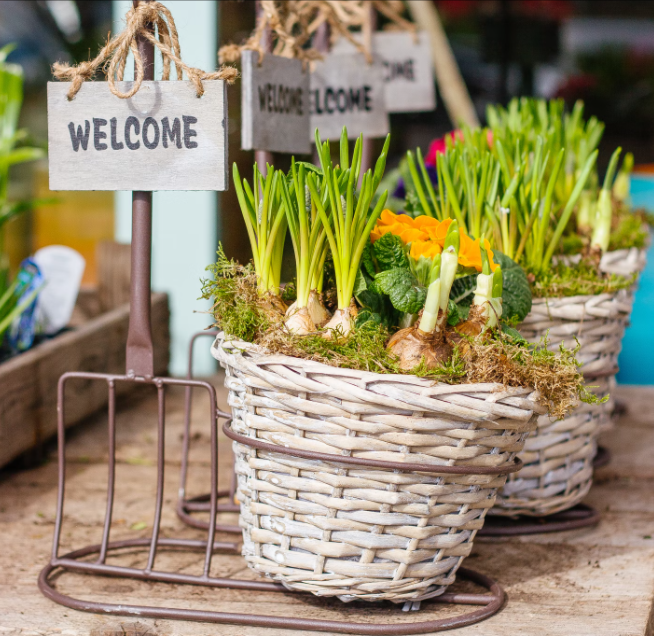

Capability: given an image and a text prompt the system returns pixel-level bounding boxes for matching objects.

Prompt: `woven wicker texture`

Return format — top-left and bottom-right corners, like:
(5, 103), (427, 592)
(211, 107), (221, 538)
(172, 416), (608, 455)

(492, 247), (646, 516)
(212, 334), (542, 602)
(600, 246), (648, 277)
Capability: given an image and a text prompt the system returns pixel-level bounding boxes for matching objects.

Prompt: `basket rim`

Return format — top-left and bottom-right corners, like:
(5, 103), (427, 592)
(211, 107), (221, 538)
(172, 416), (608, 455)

(212, 331), (548, 421)
(211, 331), (544, 402)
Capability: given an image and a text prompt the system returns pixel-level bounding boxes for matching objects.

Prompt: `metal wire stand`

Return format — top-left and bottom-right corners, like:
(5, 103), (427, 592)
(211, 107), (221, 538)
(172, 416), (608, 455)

(38, 4), (508, 631)
(39, 405), (509, 633)
(176, 330), (240, 534)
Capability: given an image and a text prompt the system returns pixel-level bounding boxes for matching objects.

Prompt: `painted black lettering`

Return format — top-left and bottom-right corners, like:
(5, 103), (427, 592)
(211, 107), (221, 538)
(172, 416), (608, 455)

(68, 120), (90, 152)
(142, 117), (160, 149)
(349, 88), (361, 111)
(312, 89), (321, 115)
(363, 86), (372, 111)
(258, 85), (267, 112)
(297, 88), (303, 116)
(277, 85), (284, 113)
(267, 85), (273, 113)
(125, 116), (140, 150)
(325, 88), (335, 114)
(183, 115), (198, 149)
(110, 118), (123, 150)
(336, 89), (347, 113)
(162, 117), (181, 149)
(92, 118), (107, 151)
(406, 59), (414, 81)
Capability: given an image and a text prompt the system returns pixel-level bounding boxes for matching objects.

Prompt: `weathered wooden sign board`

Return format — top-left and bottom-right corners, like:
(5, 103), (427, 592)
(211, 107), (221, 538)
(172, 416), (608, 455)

(47, 80), (228, 191)
(241, 51), (310, 154)
(331, 31), (436, 114)
(309, 52), (389, 141)
(374, 31), (436, 113)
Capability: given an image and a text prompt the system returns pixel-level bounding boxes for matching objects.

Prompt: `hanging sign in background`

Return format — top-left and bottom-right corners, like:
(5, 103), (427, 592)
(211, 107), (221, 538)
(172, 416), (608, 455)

(47, 80), (228, 191)
(374, 31), (436, 113)
(309, 53), (389, 141)
(241, 51), (310, 154)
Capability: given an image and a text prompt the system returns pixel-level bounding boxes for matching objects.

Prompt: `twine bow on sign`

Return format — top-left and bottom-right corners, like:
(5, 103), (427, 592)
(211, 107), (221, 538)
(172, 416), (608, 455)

(52, 0), (238, 101)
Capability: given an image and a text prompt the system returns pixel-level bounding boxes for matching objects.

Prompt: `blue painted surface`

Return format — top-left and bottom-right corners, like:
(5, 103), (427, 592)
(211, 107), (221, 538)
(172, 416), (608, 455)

(112, 1), (219, 375)
(617, 175), (654, 385)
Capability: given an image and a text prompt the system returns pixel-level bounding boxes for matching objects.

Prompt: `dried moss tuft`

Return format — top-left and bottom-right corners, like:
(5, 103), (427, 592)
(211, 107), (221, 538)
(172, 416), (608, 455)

(462, 334), (600, 419)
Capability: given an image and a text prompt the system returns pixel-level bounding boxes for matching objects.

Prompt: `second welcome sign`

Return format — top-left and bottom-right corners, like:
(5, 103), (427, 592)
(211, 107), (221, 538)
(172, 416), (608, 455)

(241, 49), (391, 152)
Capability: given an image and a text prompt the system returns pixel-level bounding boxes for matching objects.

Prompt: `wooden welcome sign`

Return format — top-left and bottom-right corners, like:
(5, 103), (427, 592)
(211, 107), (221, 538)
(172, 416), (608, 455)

(309, 52), (389, 141)
(241, 51), (310, 154)
(47, 80), (228, 191)
(374, 31), (436, 113)
(331, 31), (436, 115)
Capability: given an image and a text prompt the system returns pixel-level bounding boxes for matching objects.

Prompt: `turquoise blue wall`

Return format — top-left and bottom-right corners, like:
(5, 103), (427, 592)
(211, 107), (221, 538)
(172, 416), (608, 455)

(112, 1), (219, 375)
(617, 175), (654, 385)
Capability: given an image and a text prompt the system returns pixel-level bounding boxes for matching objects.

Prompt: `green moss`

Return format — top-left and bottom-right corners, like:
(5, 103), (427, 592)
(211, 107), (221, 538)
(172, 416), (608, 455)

(530, 260), (635, 298)
(202, 246), (270, 343)
(608, 210), (650, 251)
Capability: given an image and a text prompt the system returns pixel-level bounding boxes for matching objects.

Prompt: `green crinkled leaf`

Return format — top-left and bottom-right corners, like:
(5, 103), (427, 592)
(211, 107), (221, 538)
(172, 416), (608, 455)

(449, 275), (477, 307)
(447, 300), (470, 326)
(373, 233), (409, 272)
(353, 268), (367, 297)
(501, 324), (528, 343)
(356, 279), (398, 329)
(492, 250), (533, 323)
(375, 268), (426, 314)
(361, 240), (377, 278)
(447, 253), (532, 324)
(356, 309), (382, 327)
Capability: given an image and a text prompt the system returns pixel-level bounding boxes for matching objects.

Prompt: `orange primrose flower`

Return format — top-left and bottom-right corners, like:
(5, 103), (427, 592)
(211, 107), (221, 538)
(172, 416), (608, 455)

(421, 218), (453, 247)
(458, 233), (498, 272)
(409, 240), (442, 261)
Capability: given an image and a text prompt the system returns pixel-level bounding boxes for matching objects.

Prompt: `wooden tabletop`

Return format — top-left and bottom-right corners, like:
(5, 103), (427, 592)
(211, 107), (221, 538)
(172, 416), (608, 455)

(1, 379), (653, 636)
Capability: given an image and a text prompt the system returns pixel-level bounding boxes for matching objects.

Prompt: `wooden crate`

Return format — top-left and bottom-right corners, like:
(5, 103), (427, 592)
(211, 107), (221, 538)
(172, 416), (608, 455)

(0, 292), (169, 468)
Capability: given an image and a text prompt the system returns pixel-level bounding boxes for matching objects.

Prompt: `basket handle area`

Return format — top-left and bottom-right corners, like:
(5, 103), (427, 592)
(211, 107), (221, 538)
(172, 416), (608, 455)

(223, 421), (523, 476)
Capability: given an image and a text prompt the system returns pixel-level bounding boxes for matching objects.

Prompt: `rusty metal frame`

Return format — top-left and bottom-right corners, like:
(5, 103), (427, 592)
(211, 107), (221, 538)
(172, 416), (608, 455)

(478, 503), (600, 536)
(38, 379), (508, 632)
(176, 330), (241, 534)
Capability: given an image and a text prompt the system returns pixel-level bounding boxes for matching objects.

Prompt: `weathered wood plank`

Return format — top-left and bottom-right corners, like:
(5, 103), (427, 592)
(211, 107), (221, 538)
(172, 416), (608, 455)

(374, 31), (436, 113)
(309, 53), (389, 141)
(0, 293), (169, 468)
(241, 51), (311, 154)
(47, 81), (228, 191)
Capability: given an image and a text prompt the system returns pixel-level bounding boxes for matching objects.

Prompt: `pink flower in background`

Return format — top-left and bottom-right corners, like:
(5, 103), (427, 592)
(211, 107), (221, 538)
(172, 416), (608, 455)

(424, 130), (464, 166)
(424, 129), (494, 166)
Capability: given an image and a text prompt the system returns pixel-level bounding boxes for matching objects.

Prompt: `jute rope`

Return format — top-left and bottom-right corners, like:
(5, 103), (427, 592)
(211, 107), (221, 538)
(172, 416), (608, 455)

(219, 0), (416, 67)
(52, 0), (238, 100)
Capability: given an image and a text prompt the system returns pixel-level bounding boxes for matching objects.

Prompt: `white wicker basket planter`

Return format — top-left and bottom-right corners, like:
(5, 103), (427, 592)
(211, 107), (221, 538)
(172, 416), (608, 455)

(492, 248), (645, 516)
(212, 333), (543, 602)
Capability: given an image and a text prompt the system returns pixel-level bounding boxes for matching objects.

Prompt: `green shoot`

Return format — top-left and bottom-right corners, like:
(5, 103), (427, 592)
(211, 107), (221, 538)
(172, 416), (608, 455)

(232, 162), (288, 296)
(306, 127), (390, 334)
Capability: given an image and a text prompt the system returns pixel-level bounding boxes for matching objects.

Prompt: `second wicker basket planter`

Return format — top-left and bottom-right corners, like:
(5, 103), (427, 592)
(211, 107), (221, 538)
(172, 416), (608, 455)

(213, 333), (544, 602)
(491, 250), (642, 517)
